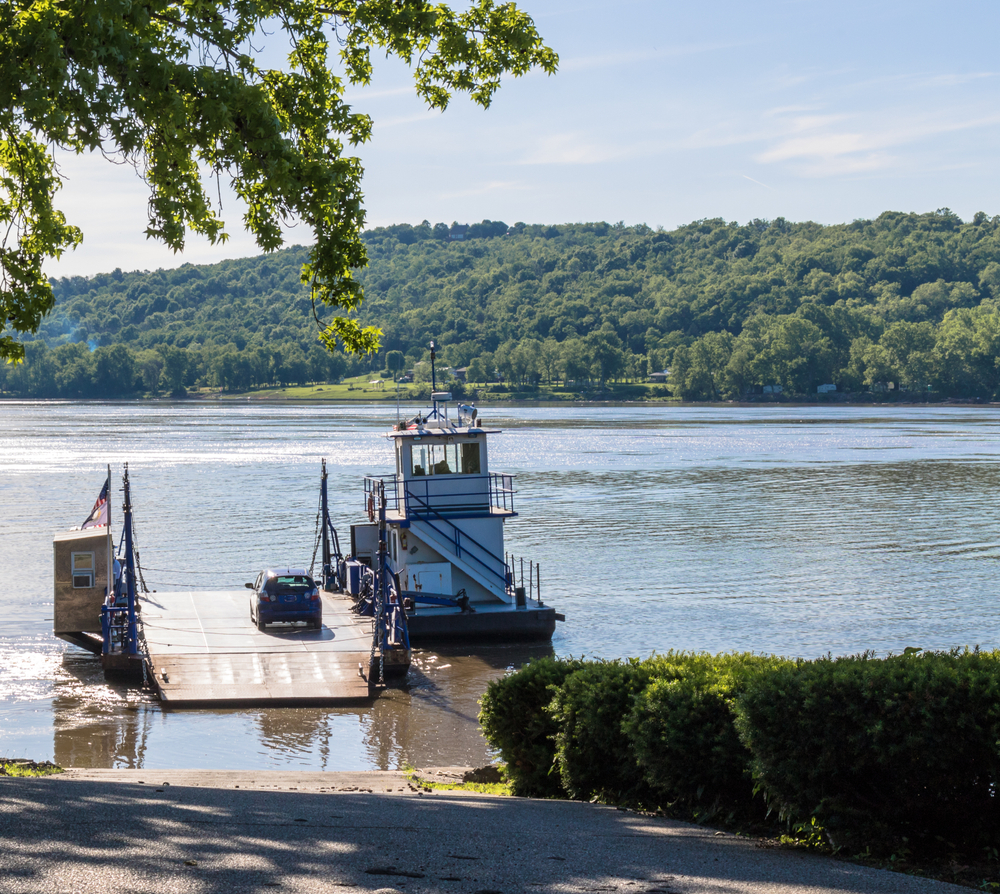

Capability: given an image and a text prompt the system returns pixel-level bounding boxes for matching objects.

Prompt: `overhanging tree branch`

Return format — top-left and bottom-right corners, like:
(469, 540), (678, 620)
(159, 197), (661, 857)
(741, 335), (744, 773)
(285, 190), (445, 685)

(0, 0), (557, 362)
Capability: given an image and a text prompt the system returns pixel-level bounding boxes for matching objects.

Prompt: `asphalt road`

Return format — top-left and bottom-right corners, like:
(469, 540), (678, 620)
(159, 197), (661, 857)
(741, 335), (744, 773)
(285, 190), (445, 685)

(0, 769), (963, 894)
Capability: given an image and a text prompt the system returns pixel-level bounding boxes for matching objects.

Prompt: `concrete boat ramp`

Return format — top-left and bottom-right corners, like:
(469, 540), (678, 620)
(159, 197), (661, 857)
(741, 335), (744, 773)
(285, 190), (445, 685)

(0, 769), (963, 894)
(139, 590), (376, 705)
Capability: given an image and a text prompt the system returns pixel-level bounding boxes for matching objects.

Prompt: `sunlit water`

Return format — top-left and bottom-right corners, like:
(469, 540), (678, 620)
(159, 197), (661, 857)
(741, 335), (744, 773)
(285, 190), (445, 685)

(3, 401), (1000, 770)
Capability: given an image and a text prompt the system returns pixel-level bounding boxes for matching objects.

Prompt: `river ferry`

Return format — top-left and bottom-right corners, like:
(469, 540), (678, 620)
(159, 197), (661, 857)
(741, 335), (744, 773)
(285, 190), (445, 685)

(339, 379), (563, 643)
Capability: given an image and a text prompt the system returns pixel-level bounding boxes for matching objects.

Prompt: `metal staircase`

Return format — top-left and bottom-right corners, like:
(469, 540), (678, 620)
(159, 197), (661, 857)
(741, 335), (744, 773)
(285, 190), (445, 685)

(409, 511), (510, 600)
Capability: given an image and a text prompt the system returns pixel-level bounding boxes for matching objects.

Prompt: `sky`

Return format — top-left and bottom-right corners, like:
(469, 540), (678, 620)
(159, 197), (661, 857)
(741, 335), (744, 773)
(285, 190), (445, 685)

(45, 0), (1000, 278)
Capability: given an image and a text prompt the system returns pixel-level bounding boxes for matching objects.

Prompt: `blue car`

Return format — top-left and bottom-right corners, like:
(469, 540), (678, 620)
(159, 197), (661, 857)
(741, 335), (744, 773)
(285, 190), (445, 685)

(247, 568), (322, 630)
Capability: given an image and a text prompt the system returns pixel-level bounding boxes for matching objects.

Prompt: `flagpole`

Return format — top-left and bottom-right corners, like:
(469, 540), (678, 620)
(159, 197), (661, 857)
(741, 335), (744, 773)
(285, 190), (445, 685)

(106, 464), (113, 602)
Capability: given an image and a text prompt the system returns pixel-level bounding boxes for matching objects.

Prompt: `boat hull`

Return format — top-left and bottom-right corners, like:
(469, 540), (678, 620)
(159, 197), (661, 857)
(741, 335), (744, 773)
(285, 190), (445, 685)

(405, 605), (558, 643)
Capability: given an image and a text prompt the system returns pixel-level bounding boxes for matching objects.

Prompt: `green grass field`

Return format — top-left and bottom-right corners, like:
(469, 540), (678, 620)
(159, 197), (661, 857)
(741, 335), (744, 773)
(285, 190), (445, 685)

(213, 375), (674, 403)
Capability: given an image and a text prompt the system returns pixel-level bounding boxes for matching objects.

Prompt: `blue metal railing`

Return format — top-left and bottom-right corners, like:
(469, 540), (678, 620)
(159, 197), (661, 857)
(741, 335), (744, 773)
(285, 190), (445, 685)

(351, 478), (411, 684)
(365, 473), (515, 517)
(102, 468), (141, 660)
(489, 474), (516, 513)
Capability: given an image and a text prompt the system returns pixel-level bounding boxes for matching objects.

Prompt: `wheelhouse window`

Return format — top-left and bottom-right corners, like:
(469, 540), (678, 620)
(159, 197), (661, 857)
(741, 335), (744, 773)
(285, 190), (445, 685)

(412, 445), (428, 476)
(409, 442), (482, 475)
(411, 443), (461, 475)
(460, 442), (481, 474)
(72, 552), (95, 588)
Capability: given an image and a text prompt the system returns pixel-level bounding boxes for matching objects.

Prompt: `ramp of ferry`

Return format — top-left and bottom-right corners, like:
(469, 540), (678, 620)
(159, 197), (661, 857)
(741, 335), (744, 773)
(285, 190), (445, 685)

(139, 590), (376, 706)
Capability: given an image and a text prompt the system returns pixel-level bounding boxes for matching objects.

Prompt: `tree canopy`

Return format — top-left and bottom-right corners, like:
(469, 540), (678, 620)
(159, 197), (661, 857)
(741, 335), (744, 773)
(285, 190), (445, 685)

(0, 0), (557, 362)
(15, 210), (1000, 401)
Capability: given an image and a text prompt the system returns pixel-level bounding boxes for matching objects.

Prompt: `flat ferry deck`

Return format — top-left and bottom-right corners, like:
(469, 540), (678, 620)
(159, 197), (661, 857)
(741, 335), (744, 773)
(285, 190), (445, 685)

(138, 590), (377, 705)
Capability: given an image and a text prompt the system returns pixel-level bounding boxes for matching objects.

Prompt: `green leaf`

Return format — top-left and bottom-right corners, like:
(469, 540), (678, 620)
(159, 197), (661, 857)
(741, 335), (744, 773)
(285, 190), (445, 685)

(0, 0), (557, 360)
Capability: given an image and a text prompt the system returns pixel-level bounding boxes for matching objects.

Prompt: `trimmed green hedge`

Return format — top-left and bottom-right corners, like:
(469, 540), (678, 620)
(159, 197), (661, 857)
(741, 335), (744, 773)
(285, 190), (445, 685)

(479, 648), (1000, 856)
(735, 649), (1000, 853)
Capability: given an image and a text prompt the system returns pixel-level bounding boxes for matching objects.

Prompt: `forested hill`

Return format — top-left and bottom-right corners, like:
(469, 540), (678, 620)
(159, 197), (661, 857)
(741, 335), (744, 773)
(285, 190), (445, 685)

(9, 210), (1000, 399)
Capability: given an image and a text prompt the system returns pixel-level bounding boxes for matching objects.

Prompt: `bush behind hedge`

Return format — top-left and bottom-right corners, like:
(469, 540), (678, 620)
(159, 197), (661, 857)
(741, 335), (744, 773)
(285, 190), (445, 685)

(479, 656), (583, 797)
(734, 648), (1000, 854)
(549, 659), (654, 802)
(624, 652), (792, 819)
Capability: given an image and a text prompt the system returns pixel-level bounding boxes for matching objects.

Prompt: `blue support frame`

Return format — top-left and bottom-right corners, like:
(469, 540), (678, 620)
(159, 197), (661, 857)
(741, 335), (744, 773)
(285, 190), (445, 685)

(100, 465), (141, 661)
(353, 480), (410, 681)
(320, 459), (345, 591)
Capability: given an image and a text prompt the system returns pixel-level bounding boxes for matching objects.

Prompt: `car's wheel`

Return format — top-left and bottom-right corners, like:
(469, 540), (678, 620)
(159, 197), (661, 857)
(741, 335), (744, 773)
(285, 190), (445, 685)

(256, 617), (266, 631)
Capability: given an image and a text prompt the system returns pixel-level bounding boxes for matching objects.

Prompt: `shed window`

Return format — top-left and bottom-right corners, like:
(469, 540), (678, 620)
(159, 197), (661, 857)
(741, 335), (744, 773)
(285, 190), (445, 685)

(72, 552), (95, 589)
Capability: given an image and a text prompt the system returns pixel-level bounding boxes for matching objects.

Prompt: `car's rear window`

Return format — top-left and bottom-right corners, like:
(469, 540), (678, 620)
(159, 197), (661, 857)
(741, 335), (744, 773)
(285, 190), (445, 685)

(264, 575), (314, 593)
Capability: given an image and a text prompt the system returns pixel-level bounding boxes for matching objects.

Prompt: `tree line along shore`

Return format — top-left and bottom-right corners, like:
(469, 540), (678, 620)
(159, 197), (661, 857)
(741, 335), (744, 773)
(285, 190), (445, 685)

(7, 210), (1000, 401)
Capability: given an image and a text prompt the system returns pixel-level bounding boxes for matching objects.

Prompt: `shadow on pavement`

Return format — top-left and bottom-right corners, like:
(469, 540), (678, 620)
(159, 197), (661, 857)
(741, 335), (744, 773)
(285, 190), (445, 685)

(0, 777), (959, 894)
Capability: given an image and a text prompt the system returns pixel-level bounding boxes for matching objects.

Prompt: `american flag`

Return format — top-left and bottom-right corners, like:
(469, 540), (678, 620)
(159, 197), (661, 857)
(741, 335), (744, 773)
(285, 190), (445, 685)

(81, 478), (109, 529)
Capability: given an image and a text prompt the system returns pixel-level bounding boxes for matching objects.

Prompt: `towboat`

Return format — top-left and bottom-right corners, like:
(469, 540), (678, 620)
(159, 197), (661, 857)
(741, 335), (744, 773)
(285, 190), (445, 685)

(341, 391), (563, 643)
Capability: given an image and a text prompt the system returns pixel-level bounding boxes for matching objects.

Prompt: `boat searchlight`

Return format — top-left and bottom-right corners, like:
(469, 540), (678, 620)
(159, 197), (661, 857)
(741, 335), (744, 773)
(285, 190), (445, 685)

(457, 404), (478, 427)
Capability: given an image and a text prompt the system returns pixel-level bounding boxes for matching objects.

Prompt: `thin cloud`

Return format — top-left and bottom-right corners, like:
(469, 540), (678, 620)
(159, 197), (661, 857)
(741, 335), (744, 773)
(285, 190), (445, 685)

(763, 68), (1000, 106)
(758, 131), (876, 164)
(763, 66), (862, 91)
(560, 40), (751, 73)
(784, 114), (849, 132)
(343, 85), (415, 102)
(764, 104), (825, 116)
(441, 180), (529, 199)
(682, 121), (775, 151)
(795, 153), (897, 178)
(920, 72), (999, 88)
(742, 174), (773, 189)
(374, 111), (442, 129)
(518, 133), (634, 165)
(755, 108), (1000, 177)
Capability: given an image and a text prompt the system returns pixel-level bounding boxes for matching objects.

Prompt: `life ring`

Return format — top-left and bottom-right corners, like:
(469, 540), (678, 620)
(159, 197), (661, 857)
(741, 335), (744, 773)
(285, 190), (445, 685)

(367, 492), (375, 523)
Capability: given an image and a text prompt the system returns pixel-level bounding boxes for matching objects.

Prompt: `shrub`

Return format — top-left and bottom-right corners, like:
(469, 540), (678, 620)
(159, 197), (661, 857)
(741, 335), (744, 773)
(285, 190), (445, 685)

(625, 652), (790, 819)
(479, 657), (583, 797)
(734, 649), (1000, 855)
(550, 659), (654, 802)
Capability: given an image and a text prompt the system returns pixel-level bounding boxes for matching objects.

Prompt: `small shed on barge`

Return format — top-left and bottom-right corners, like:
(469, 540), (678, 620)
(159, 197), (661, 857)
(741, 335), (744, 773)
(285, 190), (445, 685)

(53, 527), (109, 655)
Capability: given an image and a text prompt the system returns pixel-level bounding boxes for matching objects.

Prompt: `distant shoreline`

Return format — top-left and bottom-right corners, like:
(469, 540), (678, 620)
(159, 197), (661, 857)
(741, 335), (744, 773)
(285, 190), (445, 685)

(2, 392), (997, 409)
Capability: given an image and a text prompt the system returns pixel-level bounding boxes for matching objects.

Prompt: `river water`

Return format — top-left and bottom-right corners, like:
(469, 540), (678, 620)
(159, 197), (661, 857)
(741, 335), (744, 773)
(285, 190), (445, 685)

(3, 402), (1000, 770)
